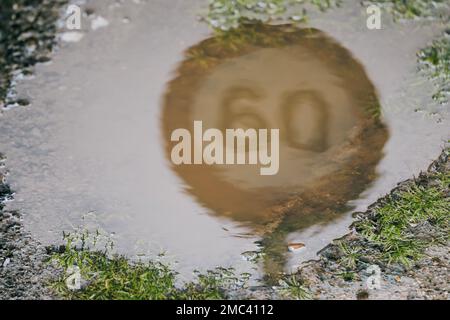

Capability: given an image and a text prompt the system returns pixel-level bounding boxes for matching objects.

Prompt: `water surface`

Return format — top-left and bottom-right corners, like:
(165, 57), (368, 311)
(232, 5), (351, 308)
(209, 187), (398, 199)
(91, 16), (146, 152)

(0, 0), (448, 279)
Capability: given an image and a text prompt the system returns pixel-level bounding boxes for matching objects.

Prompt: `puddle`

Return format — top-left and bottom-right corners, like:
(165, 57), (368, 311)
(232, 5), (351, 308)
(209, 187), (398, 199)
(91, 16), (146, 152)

(0, 0), (449, 280)
(163, 24), (388, 279)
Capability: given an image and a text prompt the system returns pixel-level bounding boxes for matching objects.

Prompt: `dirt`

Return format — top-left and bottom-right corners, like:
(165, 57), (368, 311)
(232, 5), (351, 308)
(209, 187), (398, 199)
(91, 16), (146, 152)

(1, 155), (58, 300)
(0, 0), (66, 300)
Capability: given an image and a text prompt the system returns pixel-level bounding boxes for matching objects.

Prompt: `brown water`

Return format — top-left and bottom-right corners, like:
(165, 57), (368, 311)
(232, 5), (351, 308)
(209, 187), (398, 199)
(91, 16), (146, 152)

(0, 0), (449, 280)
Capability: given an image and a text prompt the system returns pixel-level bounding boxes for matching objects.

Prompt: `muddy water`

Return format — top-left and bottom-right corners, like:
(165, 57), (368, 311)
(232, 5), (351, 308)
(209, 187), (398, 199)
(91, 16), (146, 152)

(163, 24), (388, 278)
(0, 0), (449, 280)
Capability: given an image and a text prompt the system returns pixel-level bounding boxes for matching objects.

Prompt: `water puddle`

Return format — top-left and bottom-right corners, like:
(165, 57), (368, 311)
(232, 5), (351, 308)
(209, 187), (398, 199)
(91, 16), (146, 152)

(163, 24), (388, 278)
(0, 0), (448, 280)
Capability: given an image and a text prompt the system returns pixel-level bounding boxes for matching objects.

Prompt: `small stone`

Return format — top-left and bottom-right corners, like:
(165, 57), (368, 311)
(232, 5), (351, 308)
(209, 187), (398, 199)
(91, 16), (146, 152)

(319, 244), (342, 260)
(356, 289), (369, 300)
(241, 251), (262, 262)
(91, 16), (109, 31)
(16, 98), (30, 106)
(2, 258), (11, 268)
(288, 242), (305, 252)
(85, 7), (95, 16)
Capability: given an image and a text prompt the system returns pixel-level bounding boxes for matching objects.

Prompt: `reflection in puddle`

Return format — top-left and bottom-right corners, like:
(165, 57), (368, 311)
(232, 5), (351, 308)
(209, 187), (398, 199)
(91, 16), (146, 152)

(162, 24), (388, 280)
(2, 0), (448, 281)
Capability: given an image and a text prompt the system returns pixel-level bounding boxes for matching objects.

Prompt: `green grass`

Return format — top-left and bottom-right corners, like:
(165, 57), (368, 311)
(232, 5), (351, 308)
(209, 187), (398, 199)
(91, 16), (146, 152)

(338, 243), (361, 269)
(368, 0), (449, 19)
(418, 35), (450, 104)
(204, 0), (341, 31)
(278, 275), (312, 300)
(354, 169), (449, 267)
(51, 230), (316, 300)
(338, 271), (356, 281)
(177, 268), (244, 300)
(50, 231), (246, 300)
(203, 0), (449, 31)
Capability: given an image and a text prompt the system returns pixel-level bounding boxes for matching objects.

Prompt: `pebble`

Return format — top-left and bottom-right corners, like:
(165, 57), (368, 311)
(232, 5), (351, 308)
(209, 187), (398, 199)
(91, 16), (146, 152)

(3, 258), (11, 268)
(91, 16), (109, 31)
(287, 242), (305, 253)
(241, 251), (261, 262)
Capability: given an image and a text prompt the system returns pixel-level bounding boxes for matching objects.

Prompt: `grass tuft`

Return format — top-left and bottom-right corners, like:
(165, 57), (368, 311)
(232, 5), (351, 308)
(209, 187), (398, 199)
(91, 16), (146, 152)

(278, 275), (312, 300)
(354, 169), (449, 267)
(368, 0), (449, 20)
(50, 231), (247, 300)
(418, 34), (450, 104)
(203, 0), (341, 31)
